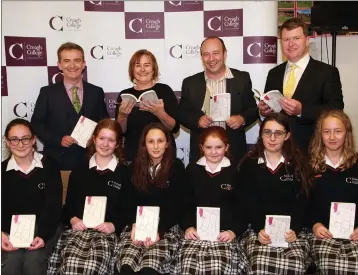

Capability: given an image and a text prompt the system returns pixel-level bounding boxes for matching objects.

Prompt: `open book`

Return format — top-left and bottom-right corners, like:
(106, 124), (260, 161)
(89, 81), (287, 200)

(253, 89), (284, 113)
(83, 196), (107, 228)
(71, 116), (97, 148)
(10, 215), (36, 248)
(209, 93), (231, 121)
(197, 207), (220, 241)
(121, 90), (159, 106)
(135, 206), (160, 242)
(329, 202), (356, 239)
(265, 215), (291, 248)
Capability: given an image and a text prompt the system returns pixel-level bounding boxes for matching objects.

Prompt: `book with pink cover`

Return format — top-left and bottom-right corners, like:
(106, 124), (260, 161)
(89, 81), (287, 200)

(82, 196), (107, 228)
(134, 206), (160, 242)
(197, 207), (220, 241)
(253, 89), (285, 113)
(329, 202), (356, 239)
(265, 215), (291, 248)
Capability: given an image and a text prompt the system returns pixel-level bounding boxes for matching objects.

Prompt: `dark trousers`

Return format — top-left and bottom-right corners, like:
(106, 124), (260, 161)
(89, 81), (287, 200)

(1, 225), (63, 275)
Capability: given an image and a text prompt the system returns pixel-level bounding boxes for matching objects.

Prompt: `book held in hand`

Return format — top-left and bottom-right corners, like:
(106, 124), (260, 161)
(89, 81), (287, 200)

(71, 116), (98, 148)
(253, 89), (284, 113)
(197, 207), (220, 241)
(121, 90), (159, 107)
(134, 206), (160, 242)
(265, 215), (291, 248)
(329, 202), (356, 239)
(83, 196), (107, 228)
(9, 215), (36, 248)
(209, 93), (231, 121)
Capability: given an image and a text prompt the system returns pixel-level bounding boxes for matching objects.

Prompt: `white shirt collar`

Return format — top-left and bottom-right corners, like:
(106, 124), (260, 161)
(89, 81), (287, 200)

(287, 53), (310, 70)
(204, 66), (234, 81)
(197, 156), (231, 173)
(258, 151), (285, 171)
(6, 151), (43, 174)
(89, 153), (118, 172)
(325, 155), (343, 169)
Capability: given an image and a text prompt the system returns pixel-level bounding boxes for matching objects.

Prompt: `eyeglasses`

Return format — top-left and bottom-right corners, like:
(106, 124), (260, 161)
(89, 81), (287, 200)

(262, 129), (287, 139)
(7, 137), (33, 146)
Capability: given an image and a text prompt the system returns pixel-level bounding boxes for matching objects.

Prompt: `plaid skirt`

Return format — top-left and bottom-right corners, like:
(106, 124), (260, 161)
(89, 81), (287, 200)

(47, 229), (121, 275)
(116, 224), (181, 274)
(309, 234), (358, 275)
(240, 229), (310, 275)
(172, 237), (248, 275)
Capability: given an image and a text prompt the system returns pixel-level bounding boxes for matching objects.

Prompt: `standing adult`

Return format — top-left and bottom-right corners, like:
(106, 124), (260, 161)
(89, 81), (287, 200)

(115, 49), (179, 162)
(259, 18), (344, 153)
(31, 42), (109, 170)
(177, 36), (257, 164)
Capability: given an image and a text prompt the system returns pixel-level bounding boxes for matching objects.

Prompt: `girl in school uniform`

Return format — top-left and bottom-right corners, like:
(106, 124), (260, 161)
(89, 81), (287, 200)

(176, 126), (248, 275)
(1, 118), (62, 275)
(48, 118), (130, 275)
(238, 113), (312, 275)
(308, 110), (358, 274)
(117, 122), (185, 275)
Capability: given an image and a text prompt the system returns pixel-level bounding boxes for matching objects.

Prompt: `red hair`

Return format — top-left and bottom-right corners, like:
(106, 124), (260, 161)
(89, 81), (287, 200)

(198, 126), (230, 158)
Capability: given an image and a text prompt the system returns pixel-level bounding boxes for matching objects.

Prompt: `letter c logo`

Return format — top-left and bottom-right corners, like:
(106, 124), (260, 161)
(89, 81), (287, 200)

(9, 43), (24, 60)
(247, 42), (261, 58)
(129, 18), (143, 33)
(169, 44), (182, 59)
(208, 16), (221, 31)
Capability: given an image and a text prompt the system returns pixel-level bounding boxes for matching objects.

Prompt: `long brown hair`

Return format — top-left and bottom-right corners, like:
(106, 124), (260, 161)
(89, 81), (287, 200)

(87, 118), (126, 165)
(242, 113), (312, 196)
(132, 123), (175, 191)
(309, 110), (357, 172)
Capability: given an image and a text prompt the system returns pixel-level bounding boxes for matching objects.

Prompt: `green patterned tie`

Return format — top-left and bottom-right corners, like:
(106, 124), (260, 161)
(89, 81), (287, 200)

(72, 86), (81, 113)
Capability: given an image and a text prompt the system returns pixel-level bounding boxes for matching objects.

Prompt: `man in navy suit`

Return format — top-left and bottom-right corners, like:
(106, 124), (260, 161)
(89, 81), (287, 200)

(31, 42), (109, 170)
(177, 36), (258, 164)
(259, 18), (344, 153)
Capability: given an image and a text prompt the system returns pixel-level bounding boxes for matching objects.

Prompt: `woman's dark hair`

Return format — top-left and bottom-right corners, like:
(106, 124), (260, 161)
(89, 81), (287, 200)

(133, 122), (175, 191)
(4, 118), (37, 157)
(242, 113), (312, 196)
(87, 118), (126, 165)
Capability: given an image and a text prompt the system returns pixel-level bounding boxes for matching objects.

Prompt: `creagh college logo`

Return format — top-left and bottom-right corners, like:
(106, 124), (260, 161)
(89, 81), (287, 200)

(49, 15), (82, 31)
(84, 1), (124, 12)
(5, 36), (47, 66)
(90, 45), (122, 60)
(243, 36), (277, 64)
(204, 9), (243, 37)
(164, 1), (203, 12)
(125, 12), (165, 39)
(169, 44), (200, 59)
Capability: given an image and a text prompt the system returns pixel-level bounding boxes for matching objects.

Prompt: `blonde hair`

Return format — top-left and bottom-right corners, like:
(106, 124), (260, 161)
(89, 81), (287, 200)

(309, 110), (357, 172)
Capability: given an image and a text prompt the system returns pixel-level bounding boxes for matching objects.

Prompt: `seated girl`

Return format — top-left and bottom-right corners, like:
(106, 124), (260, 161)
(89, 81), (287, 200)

(117, 122), (185, 275)
(176, 126), (248, 275)
(238, 113), (312, 275)
(48, 119), (130, 275)
(2, 118), (62, 275)
(308, 110), (358, 274)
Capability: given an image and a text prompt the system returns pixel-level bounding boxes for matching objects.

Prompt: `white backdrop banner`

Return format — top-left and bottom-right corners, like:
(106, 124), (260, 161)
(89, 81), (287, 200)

(1, 1), (278, 164)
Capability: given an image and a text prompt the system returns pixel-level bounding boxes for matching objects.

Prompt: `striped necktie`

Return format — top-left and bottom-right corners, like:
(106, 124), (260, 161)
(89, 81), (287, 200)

(72, 86), (81, 113)
(283, 64), (297, 99)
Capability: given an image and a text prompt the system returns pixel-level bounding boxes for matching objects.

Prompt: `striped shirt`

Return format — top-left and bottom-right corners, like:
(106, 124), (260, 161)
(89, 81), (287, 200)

(203, 67), (234, 128)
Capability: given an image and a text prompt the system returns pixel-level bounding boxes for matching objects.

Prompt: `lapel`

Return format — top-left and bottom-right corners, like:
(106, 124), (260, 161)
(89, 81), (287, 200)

(226, 75), (234, 95)
(277, 62), (287, 94)
(293, 57), (314, 100)
(197, 73), (207, 109)
(81, 81), (90, 115)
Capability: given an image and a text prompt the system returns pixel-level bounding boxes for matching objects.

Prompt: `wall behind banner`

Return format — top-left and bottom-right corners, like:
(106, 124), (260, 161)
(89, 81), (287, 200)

(1, 1), (279, 163)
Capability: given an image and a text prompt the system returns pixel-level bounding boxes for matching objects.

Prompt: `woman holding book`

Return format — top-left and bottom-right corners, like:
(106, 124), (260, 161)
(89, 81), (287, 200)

(117, 122), (185, 275)
(115, 49), (179, 162)
(1, 118), (62, 275)
(307, 110), (358, 274)
(48, 119), (130, 275)
(176, 126), (248, 275)
(238, 113), (312, 275)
